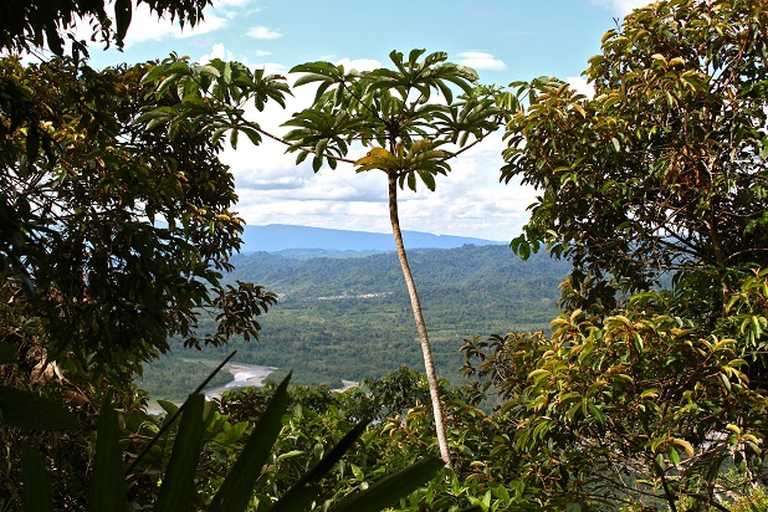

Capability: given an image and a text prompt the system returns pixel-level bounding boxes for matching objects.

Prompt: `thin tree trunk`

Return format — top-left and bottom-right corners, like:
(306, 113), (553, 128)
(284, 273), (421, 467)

(387, 172), (452, 468)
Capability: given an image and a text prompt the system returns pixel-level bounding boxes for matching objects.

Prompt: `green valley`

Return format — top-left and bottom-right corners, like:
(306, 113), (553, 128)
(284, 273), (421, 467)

(139, 244), (568, 397)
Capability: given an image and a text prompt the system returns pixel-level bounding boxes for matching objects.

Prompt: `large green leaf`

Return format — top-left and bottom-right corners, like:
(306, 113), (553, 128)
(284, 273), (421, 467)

(207, 372), (292, 512)
(0, 385), (79, 430)
(22, 445), (53, 512)
(155, 393), (205, 512)
(330, 456), (444, 512)
(91, 397), (127, 512)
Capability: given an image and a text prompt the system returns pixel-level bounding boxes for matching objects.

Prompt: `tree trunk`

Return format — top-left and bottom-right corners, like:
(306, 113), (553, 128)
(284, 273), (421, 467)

(387, 172), (452, 468)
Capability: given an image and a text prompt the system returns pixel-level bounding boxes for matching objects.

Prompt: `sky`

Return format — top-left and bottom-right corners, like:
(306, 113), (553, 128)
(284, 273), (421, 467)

(84, 0), (652, 242)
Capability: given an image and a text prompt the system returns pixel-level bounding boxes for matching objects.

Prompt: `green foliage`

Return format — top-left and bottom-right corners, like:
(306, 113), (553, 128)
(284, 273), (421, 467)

(463, 293), (768, 509)
(482, 0), (768, 508)
(0, 385), (80, 430)
(218, 370), (530, 511)
(502, 0), (768, 316)
(1, 18), (286, 508)
(284, 49), (504, 185)
(139, 55), (290, 146)
(9, 369), (443, 511)
(0, 0), (212, 57)
(0, 56), (279, 383)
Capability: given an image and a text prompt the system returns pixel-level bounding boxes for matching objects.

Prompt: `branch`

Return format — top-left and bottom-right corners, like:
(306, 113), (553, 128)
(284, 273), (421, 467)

(439, 123), (502, 164)
(245, 121), (357, 165)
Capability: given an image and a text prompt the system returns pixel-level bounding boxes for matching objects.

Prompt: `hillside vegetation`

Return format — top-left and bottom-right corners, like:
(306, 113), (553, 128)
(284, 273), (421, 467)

(141, 244), (568, 394)
(4, 1), (768, 509)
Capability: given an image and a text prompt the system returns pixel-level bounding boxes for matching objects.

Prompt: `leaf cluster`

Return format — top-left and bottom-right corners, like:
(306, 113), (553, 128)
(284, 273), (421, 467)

(139, 55), (290, 149)
(0, 0), (212, 58)
(502, 0), (768, 315)
(283, 49), (506, 189)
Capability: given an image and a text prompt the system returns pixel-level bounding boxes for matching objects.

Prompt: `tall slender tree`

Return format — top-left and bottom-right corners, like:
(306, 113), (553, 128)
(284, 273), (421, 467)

(282, 49), (504, 466)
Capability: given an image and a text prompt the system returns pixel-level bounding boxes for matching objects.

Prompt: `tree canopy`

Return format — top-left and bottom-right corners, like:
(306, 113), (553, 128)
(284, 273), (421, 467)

(503, 0), (768, 317)
(0, 0), (212, 57)
(462, 0), (768, 509)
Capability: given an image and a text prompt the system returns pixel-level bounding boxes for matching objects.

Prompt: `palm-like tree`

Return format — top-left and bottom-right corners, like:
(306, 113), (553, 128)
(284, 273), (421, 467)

(283, 49), (504, 466)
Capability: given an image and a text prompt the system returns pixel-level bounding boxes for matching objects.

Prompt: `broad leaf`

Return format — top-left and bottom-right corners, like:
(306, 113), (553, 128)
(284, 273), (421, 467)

(330, 456), (444, 512)
(22, 446), (53, 512)
(0, 386), (79, 430)
(91, 397), (127, 512)
(155, 393), (205, 512)
(207, 372), (292, 512)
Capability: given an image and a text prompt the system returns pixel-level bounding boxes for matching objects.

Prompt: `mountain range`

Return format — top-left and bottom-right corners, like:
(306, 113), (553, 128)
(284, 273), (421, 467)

(239, 224), (504, 253)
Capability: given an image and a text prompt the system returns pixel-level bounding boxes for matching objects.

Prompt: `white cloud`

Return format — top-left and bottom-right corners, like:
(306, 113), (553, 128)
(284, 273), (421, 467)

(257, 62), (289, 74)
(255, 50), (272, 57)
(456, 51), (507, 72)
(200, 42), (232, 63)
(247, 26), (283, 40)
(333, 58), (381, 72)
(212, 54), (531, 241)
(74, 1), (231, 48)
(591, 0), (654, 16)
(567, 76), (595, 98)
(223, 117), (533, 241)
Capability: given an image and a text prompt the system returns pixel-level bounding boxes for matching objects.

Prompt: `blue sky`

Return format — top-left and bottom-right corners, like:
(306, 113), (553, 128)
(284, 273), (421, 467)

(85, 0), (651, 241)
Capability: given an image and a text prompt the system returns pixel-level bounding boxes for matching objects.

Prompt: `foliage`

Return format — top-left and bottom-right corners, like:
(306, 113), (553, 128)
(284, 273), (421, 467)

(477, 0), (768, 509)
(218, 369), (531, 511)
(0, 56), (278, 381)
(138, 55), (290, 147)
(0, 53), (256, 503)
(1, 20), (286, 509)
(463, 282), (768, 510)
(0, 0), (212, 57)
(502, 0), (768, 316)
(6, 367), (444, 511)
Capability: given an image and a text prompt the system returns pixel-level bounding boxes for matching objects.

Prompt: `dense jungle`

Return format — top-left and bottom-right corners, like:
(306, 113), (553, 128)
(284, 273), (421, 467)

(2, 0), (768, 510)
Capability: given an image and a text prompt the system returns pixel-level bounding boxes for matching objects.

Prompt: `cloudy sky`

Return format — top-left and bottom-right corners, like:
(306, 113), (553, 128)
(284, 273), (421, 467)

(87, 0), (652, 242)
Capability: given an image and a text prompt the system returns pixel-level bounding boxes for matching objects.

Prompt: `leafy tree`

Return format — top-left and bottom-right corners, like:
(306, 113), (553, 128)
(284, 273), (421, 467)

(1, 0), (211, 57)
(0, 53), (287, 507)
(0, 1), (290, 503)
(281, 48), (506, 467)
(468, 0), (768, 509)
(503, 0), (768, 318)
(0, 55), (282, 379)
(463, 280), (768, 510)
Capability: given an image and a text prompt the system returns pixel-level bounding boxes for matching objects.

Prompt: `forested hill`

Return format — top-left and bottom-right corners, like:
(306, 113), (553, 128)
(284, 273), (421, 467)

(179, 244), (572, 387)
(228, 244), (568, 303)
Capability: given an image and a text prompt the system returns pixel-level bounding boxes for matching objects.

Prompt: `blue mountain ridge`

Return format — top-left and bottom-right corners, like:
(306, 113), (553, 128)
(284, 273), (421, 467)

(240, 223), (504, 253)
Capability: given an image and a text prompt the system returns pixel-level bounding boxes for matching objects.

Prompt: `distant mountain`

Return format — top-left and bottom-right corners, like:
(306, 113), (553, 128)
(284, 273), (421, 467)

(240, 224), (503, 253)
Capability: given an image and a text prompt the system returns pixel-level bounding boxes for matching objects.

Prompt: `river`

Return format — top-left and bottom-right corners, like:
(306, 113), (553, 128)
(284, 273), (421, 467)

(202, 362), (279, 400)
